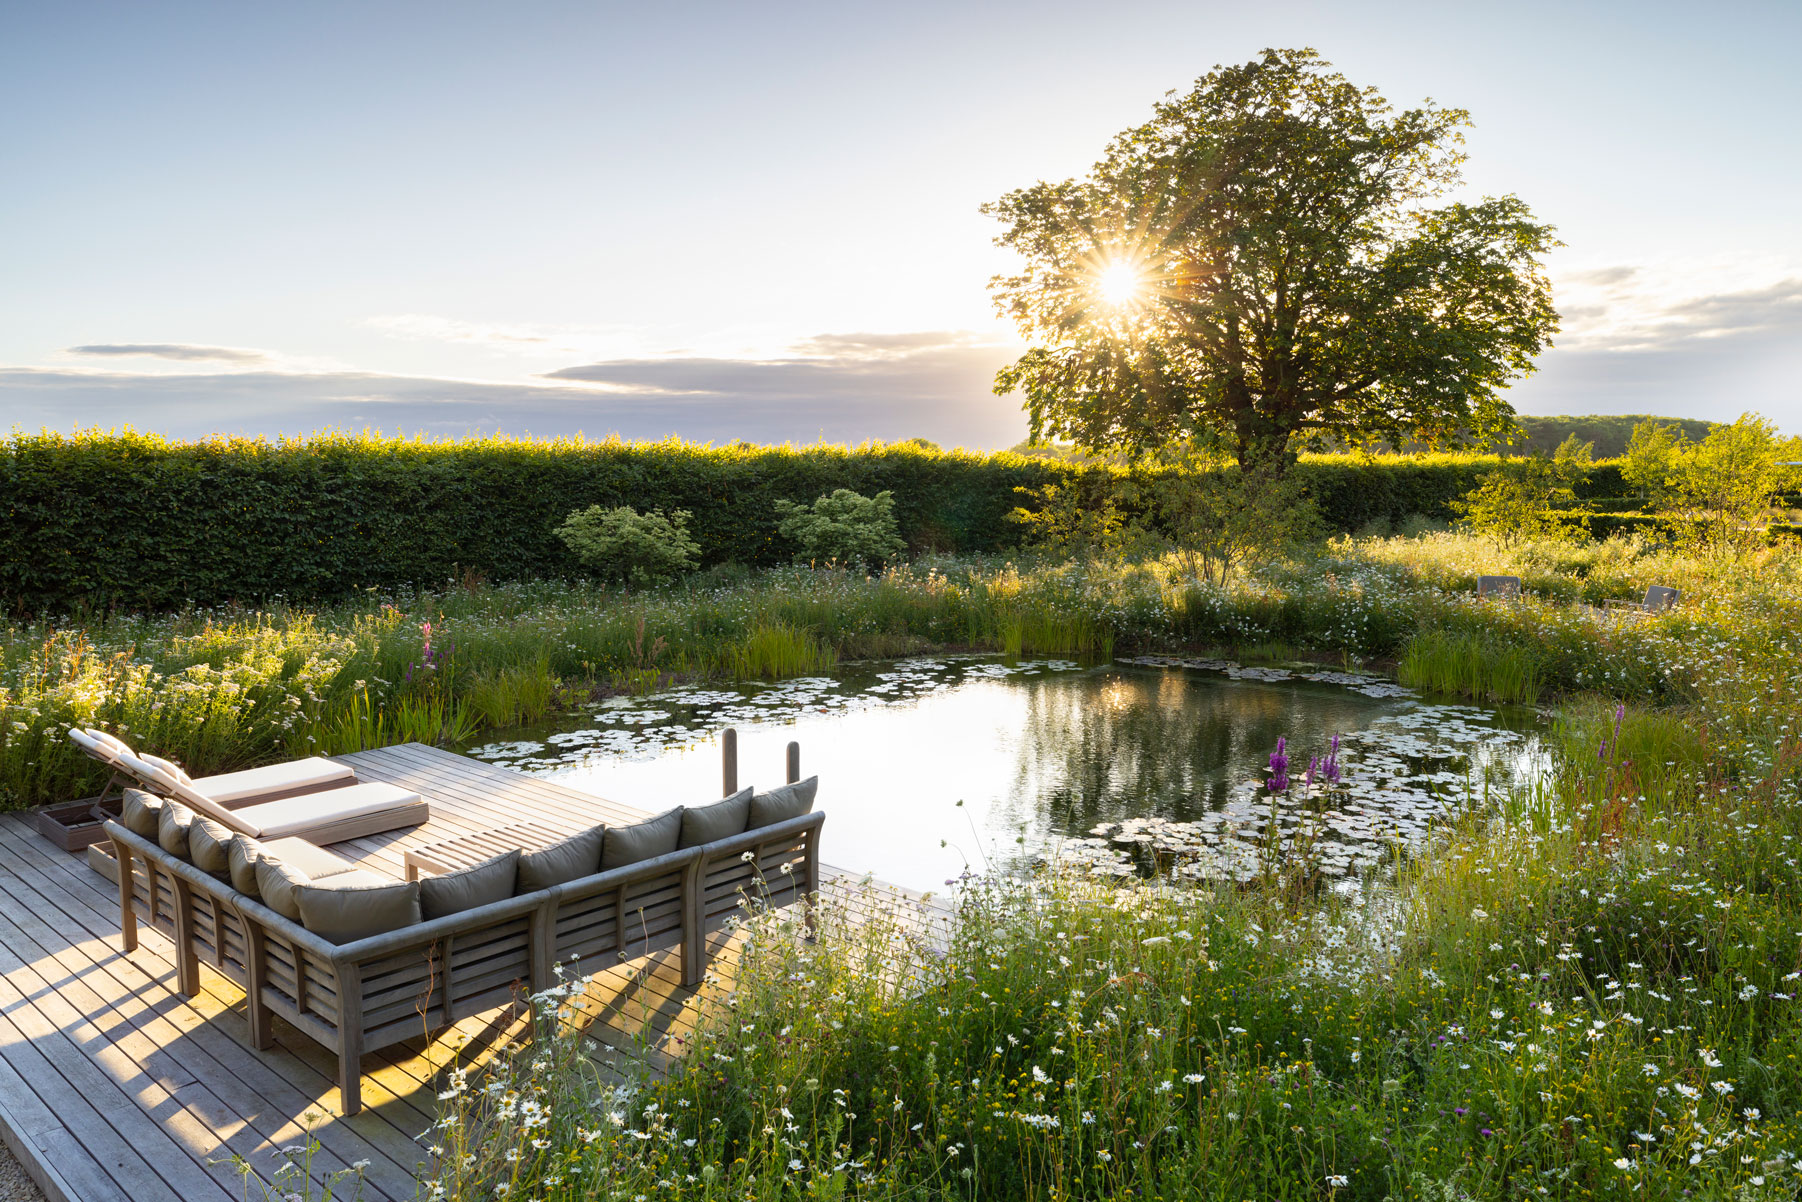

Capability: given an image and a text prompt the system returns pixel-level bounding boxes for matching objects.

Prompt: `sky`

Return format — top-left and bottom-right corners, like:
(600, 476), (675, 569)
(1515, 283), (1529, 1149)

(1, 0), (1798, 448)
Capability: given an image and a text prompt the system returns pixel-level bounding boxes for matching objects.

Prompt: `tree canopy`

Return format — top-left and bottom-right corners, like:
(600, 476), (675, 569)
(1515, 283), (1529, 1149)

(986, 48), (1560, 474)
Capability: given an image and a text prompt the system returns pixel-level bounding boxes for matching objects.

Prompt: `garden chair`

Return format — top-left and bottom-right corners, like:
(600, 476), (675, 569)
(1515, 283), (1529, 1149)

(1476, 575), (1522, 600)
(69, 728), (427, 844)
(1604, 585), (1681, 616)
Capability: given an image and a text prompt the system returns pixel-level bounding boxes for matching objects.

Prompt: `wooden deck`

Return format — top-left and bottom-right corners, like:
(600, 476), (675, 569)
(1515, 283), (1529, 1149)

(0, 743), (944, 1202)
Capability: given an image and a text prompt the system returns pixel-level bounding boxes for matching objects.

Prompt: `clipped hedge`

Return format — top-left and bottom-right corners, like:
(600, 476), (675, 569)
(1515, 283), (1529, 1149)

(0, 430), (1632, 614)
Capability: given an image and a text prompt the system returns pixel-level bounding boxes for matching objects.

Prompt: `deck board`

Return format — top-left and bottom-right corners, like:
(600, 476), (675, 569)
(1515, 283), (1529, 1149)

(0, 742), (949, 1202)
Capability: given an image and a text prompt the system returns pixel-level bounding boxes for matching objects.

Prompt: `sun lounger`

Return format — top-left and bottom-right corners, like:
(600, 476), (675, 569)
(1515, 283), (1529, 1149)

(1476, 575), (1522, 599)
(70, 728), (354, 807)
(69, 728), (427, 844)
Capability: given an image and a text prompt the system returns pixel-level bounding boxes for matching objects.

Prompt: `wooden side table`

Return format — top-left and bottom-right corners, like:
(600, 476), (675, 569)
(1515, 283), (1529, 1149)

(403, 821), (574, 880)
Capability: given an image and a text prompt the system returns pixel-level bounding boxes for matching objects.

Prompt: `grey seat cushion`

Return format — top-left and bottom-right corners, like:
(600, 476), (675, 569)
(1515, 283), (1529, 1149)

(516, 826), (606, 893)
(600, 806), (684, 870)
(678, 788), (752, 849)
(250, 843), (361, 918)
(157, 800), (195, 857)
(254, 856), (313, 920)
(296, 872), (422, 944)
(749, 776), (818, 828)
(422, 849), (520, 920)
(188, 816), (235, 875)
(121, 788), (163, 839)
(227, 834), (266, 897)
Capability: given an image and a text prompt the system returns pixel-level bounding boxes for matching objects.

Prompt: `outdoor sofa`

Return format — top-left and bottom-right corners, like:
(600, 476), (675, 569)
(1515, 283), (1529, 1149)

(103, 779), (823, 1115)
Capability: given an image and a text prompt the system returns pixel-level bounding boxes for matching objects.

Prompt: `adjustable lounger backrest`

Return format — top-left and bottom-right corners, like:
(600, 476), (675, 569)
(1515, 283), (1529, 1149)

(1645, 585), (1680, 612)
(110, 749), (258, 836)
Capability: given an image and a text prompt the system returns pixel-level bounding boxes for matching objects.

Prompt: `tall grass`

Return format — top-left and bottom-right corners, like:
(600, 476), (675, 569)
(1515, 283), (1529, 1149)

(1397, 628), (1541, 705)
(724, 620), (839, 681)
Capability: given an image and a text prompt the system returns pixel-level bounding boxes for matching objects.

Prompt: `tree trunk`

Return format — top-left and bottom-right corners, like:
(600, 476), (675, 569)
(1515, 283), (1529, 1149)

(1232, 406), (1295, 478)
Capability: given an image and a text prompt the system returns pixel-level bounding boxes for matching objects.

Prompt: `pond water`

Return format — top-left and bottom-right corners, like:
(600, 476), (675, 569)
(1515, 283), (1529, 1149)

(461, 656), (1544, 894)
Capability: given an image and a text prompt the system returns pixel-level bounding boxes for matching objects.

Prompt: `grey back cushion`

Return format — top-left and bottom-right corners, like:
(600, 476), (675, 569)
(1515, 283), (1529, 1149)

(254, 855), (312, 920)
(422, 849), (521, 920)
(296, 873), (422, 944)
(516, 826), (606, 894)
(121, 788), (163, 839)
(749, 777), (818, 829)
(679, 788), (752, 849)
(157, 800), (195, 857)
(601, 807), (684, 871)
(228, 834), (266, 898)
(188, 817), (234, 875)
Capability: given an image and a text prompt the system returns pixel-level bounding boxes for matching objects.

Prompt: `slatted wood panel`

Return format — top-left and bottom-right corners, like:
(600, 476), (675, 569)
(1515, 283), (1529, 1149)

(0, 743), (948, 1202)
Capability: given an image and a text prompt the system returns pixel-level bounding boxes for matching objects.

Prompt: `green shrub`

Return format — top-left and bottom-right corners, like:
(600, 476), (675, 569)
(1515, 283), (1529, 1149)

(772, 488), (907, 567)
(554, 505), (700, 586)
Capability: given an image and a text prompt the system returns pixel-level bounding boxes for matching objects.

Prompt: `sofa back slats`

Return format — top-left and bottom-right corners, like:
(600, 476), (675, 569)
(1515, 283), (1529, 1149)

(102, 808), (825, 1117)
(360, 929), (530, 1022)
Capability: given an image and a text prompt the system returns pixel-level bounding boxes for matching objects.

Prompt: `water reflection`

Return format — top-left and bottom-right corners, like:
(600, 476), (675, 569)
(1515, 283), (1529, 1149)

(460, 657), (1539, 892)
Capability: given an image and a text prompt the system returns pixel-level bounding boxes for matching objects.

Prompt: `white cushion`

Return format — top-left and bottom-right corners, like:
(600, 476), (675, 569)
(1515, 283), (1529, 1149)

(114, 750), (186, 796)
(68, 729), (107, 758)
(165, 775), (258, 835)
(234, 782), (423, 841)
(192, 757), (355, 805)
(140, 753), (191, 785)
(86, 728), (131, 756)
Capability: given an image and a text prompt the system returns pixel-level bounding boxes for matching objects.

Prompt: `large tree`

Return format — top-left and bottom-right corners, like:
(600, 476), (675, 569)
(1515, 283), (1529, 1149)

(987, 48), (1560, 473)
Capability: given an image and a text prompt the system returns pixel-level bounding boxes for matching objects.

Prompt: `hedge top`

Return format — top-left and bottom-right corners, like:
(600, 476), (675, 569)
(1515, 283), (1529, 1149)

(2, 428), (1629, 614)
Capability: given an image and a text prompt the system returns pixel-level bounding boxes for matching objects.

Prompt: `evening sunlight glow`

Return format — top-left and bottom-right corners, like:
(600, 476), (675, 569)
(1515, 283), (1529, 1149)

(1096, 261), (1146, 307)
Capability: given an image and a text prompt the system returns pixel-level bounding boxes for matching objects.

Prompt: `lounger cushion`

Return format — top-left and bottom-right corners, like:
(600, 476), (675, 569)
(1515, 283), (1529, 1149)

(141, 753), (191, 785)
(87, 728), (130, 757)
(679, 788), (752, 848)
(296, 873), (421, 944)
(121, 788), (164, 839)
(188, 817), (234, 875)
(122, 751), (185, 796)
(158, 800), (195, 858)
(228, 835), (266, 896)
(192, 757), (355, 805)
(517, 826), (606, 893)
(749, 776), (819, 829)
(422, 850), (521, 920)
(233, 782), (424, 840)
(600, 807), (684, 871)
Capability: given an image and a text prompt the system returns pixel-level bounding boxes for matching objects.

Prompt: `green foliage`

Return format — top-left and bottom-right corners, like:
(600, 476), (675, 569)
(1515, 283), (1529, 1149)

(772, 489), (907, 568)
(727, 620), (838, 681)
(1, 427), (1661, 614)
(1008, 477), (1137, 560)
(1623, 413), (1802, 559)
(987, 47), (1559, 472)
(1146, 458), (1325, 586)
(1451, 436), (1594, 545)
(1506, 414), (1713, 458)
(555, 504), (700, 585)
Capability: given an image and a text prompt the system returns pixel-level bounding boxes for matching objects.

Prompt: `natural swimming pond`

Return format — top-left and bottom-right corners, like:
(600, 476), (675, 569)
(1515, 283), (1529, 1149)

(462, 656), (1544, 893)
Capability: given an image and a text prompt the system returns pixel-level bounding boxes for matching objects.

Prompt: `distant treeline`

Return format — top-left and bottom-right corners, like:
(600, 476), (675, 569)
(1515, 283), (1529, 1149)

(1507, 415), (1714, 458)
(3, 430), (1637, 614)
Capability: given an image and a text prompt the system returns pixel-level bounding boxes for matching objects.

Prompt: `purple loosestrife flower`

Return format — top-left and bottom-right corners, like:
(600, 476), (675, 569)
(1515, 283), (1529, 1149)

(1267, 737), (1290, 793)
(1321, 734), (1343, 784)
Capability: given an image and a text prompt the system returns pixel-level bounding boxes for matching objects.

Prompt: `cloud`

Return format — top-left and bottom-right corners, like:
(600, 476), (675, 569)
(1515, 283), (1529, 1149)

(1508, 276), (1802, 428)
(65, 343), (268, 363)
(0, 330), (1032, 447)
(364, 314), (649, 358)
